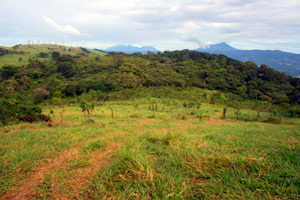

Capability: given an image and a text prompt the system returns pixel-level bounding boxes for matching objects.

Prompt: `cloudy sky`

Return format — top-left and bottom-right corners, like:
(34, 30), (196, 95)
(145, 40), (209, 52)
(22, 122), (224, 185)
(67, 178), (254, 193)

(1, 0), (300, 53)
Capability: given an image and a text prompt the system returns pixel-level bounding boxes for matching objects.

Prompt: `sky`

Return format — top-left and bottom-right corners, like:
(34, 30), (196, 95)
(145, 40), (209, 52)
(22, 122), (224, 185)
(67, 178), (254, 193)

(0, 0), (300, 53)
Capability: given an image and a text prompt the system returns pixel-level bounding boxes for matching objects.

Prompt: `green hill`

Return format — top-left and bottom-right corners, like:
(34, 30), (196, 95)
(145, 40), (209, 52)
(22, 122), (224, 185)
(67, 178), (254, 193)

(0, 44), (106, 67)
(0, 46), (299, 199)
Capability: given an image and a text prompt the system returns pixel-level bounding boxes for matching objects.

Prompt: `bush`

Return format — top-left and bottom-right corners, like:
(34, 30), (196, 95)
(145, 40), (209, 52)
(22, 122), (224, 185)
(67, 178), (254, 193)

(38, 52), (49, 58)
(0, 97), (42, 125)
(51, 51), (60, 59)
(1, 65), (18, 79)
(0, 47), (10, 56)
(285, 106), (300, 118)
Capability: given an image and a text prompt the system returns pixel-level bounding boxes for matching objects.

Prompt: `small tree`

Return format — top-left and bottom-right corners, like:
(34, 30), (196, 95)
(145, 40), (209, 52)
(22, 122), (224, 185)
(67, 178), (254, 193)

(252, 101), (270, 121)
(228, 101), (242, 120)
(39, 52), (49, 58)
(51, 51), (60, 59)
(1, 65), (18, 79)
(80, 99), (94, 120)
(235, 103), (242, 120)
(271, 103), (289, 123)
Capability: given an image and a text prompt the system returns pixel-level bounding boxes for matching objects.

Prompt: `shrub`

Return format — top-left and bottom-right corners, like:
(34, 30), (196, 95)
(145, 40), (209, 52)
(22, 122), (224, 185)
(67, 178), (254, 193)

(38, 52), (49, 58)
(51, 51), (60, 59)
(80, 99), (95, 120)
(285, 105), (300, 118)
(1, 65), (18, 79)
(0, 97), (42, 125)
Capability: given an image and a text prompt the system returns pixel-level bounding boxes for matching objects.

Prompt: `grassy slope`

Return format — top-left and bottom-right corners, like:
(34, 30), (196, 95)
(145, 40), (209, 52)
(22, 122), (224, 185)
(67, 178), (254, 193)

(0, 99), (299, 199)
(0, 44), (106, 67)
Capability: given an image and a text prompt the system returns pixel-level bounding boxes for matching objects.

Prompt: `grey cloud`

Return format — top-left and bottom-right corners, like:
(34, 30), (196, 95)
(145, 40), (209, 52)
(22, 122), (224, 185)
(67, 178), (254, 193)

(0, 0), (300, 52)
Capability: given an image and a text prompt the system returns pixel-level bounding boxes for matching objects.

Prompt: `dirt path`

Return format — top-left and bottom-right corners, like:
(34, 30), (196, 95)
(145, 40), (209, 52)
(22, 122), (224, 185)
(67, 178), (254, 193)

(0, 129), (126, 200)
(0, 117), (206, 199)
(1, 142), (121, 200)
(0, 148), (79, 200)
(50, 142), (121, 199)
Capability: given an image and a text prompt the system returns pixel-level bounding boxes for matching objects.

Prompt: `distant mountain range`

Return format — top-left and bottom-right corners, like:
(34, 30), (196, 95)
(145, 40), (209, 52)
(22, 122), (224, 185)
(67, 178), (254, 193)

(101, 43), (300, 76)
(103, 45), (158, 53)
(197, 43), (300, 77)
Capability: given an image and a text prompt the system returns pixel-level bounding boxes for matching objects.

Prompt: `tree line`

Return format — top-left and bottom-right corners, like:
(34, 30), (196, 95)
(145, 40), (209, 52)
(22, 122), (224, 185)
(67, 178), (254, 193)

(0, 50), (299, 124)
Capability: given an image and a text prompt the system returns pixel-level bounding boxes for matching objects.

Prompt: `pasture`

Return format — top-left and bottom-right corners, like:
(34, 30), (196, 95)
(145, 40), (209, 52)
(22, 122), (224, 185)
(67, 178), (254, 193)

(0, 100), (299, 199)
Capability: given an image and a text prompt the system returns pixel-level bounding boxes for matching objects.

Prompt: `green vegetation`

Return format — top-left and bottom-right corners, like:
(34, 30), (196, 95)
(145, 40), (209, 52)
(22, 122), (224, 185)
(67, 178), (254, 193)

(0, 46), (299, 199)
(84, 140), (106, 150)
(0, 99), (299, 199)
(85, 124), (299, 199)
(0, 44), (105, 67)
(0, 95), (42, 124)
(0, 46), (299, 126)
(1, 48), (299, 107)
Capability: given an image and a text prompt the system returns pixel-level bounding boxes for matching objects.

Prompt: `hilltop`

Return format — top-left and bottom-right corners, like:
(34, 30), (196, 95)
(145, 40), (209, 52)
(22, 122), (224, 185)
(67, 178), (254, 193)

(0, 44), (106, 67)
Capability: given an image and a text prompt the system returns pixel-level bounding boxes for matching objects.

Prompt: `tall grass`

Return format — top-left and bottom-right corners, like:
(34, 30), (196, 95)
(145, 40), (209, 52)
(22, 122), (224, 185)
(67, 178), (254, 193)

(0, 98), (299, 198)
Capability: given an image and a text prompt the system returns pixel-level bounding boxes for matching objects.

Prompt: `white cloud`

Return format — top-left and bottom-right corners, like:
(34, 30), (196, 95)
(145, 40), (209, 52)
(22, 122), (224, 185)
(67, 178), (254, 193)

(1, 0), (300, 53)
(43, 16), (80, 35)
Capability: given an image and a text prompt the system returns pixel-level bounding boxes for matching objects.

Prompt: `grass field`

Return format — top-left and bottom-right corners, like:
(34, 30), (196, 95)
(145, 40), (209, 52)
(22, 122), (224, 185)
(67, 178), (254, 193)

(0, 100), (299, 199)
(0, 44), (105, 67)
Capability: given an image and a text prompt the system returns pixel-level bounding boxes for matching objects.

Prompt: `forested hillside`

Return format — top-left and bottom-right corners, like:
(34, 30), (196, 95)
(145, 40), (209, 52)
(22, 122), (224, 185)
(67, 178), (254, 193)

(1, 48), (300, 124)
(1, 49), (299, 103)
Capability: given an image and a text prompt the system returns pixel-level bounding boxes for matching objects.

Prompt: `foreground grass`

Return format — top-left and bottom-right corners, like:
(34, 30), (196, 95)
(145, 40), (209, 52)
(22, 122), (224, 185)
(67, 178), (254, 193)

(0, 100), (299, 199)
(82, 121), (300, 199)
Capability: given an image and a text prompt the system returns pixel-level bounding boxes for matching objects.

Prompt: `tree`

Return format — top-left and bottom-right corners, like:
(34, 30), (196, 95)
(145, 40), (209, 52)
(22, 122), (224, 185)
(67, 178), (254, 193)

(118, 63), (147, 89)
(0, 79), (19, 95)
(51, 51), (60, 59)
(244, 61), (258, 81)
(33, 88), (50, 103)
(19, 75), (31, 90)
(38, 52), (49, 58)
(80, 91), (96, 121)
(250, 101), (270, 121)
(228, 101), (242, 120)
(118, 72), (140, 89)
(80, 99), (94, 121)
(1, 65), (18, 79)
(64, 83), (77, 97)
(57, 62), (75, 78)
(271, 103), (289, 122)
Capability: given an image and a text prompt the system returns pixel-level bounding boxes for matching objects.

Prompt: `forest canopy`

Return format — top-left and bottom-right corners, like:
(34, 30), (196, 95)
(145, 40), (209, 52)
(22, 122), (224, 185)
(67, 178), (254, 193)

(1, 50), (299, 105)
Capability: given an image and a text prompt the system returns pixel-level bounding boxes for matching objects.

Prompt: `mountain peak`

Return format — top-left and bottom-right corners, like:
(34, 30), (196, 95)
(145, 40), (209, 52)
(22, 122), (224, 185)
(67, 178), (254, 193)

(104, 44), (158, 53)
(207, 42), (236, 51)
(196, 42), (300, 76)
